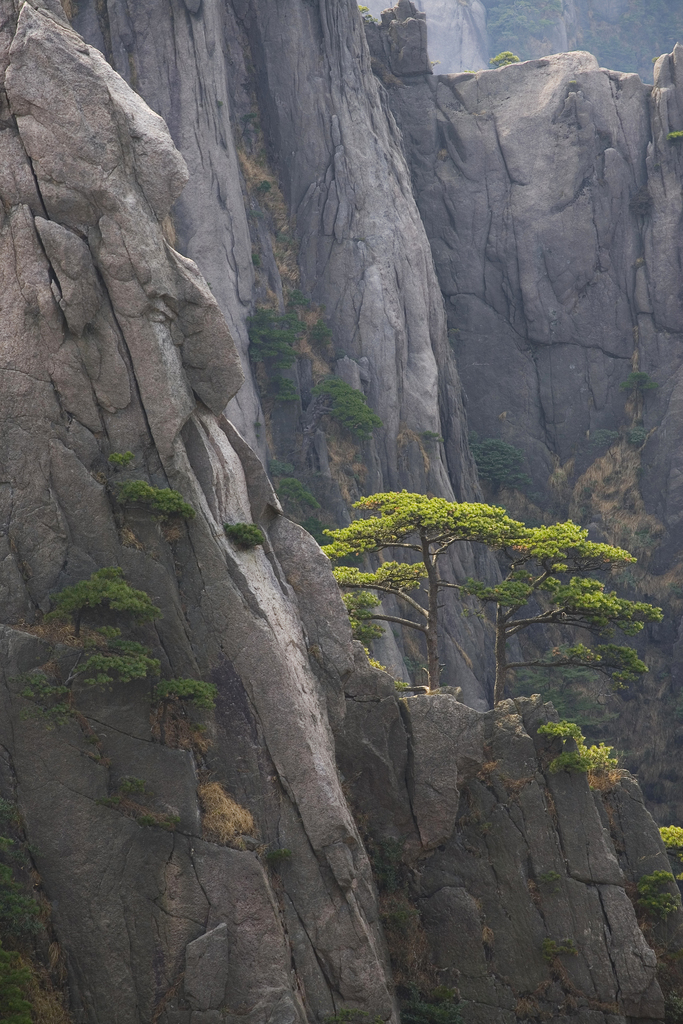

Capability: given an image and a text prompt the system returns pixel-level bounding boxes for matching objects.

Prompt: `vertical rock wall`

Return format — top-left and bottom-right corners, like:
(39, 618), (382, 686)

(70, 0), (503, 705)
(376, 25), (683, 821)
(0, 3), (398, 1020)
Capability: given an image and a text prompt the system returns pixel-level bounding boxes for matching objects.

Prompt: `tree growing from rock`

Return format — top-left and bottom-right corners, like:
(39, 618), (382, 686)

(323, 492), (663, 700)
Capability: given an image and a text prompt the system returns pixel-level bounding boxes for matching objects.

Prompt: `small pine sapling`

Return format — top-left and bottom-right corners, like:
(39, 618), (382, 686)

(224, 523), (265, 549)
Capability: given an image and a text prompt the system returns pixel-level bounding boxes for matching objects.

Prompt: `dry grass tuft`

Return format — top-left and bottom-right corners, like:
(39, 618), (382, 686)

(397, 425), (430, 478)
(569, 441), (663, 561)
(477, 760), (499, 784)
(150, 704), (211, 756)
(17, 955), (73, 1024)
(13, 620), (104, 649)
(120, 526), (144, 550)
(198, 782), (257, 849)
(515, 995), (539, 1018)
(59, 0), (77, 21)
(499, 774), (534, 798)
(379, 891), (435, 991)
(325, 422), (367, 505)
(588, 767), (629, 792)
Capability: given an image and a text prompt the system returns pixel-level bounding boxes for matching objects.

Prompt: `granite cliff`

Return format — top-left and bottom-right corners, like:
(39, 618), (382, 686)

(368, 4), (683, 825)
(1, 1), (682, 1023)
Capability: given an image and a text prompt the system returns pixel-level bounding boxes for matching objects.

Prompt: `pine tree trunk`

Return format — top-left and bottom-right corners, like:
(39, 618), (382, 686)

(493, 607), (507, 704)
(423, 535), (440, 691)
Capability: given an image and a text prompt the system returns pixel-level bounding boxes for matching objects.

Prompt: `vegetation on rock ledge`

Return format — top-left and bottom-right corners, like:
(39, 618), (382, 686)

(324, 492), (662, 698)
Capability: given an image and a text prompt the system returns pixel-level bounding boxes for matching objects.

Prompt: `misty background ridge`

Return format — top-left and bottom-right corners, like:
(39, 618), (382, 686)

(362, 0), (683, 81)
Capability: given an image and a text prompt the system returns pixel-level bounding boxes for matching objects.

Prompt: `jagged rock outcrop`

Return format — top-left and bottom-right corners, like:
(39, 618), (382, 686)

(336, 675), (681, 1024)
(364, 0), (489, 73)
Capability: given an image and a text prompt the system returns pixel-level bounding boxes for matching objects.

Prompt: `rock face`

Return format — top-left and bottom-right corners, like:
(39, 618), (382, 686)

(1, 2), (681, 1022)
(378, 30), (683, 823)
(0, 4), (397, 1021)
(337, 680), (681, 1024)
(70, 0), (504, 706)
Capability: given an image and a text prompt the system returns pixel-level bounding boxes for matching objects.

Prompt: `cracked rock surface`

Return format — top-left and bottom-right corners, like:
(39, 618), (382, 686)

(0, 3), (680, 1023)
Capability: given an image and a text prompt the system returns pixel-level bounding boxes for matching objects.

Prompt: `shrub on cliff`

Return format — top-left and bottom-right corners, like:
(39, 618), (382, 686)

(224, 523), (265, 549)
(537, 720), (618, 774)
(22, 570), (215, 725)
(247, 307), (302, 369)
(489, 50), (521, 67)
(469, 435), (530, 491)
(312, 377), (382, 439)
(116, 481), (196, 520)
(0, 942), (31, 1024)
(323, 492), (662, 697)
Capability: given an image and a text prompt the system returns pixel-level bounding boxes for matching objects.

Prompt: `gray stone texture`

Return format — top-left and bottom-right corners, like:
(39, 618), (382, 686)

(70, 0), (504, 705)
(0, 1), (678, 1022)
(338, 688), (668, 1022)
(0, 5), (396, 1021)
(364, 0), (489, 74)
(380, 34), (683, 821)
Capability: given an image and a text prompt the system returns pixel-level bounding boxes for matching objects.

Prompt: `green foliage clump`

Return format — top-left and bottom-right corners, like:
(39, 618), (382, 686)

(469, 435), (530, 490)
(401, 988), (462, 1024)
(108, 451), (134, 468)
(116, 480), (196, 520)
(537, 720), (619, 774)
(277, 477), (320, 509)
(358, 5), (378, 24)
(265, 848), (292, 867)
(310, 319), (332, 349)
(620, 371), (658, 394)
(269, 459), (295, 477)
(0, 942), (31, 1024)
(665, 992), (683, 1024)
(589, 429), (620, 451)
(21, 629), (161, 723)
(660, 825), (683, 879)
(668, 131), (683, 143)
(343, 591), (384, 648)
(251, 252), (261, 268)
(542, 938), (578, 962)
(153, 678), (217, 710)
(46, 567), (161, 634)
(287, 290), (309, 308)
(17, 673), (72, 726)
(324, 1012), (382, 1024)
(119, 777), (146, 796)
(224, 523), (265, 549)
(247, 308), (302, 369)
(300, 516), (327, 545)
(637, 870), (680, 919)
(0, 865), (41, 942)
(489, 50), (521, 67)
(486, 0), (559, 59)
(370, 837), (405, 893)
(21, 570), (219, 727)
(627, 426), (648, 447)
(312, 377), (382, 439)
(270, 376), (298, 402)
